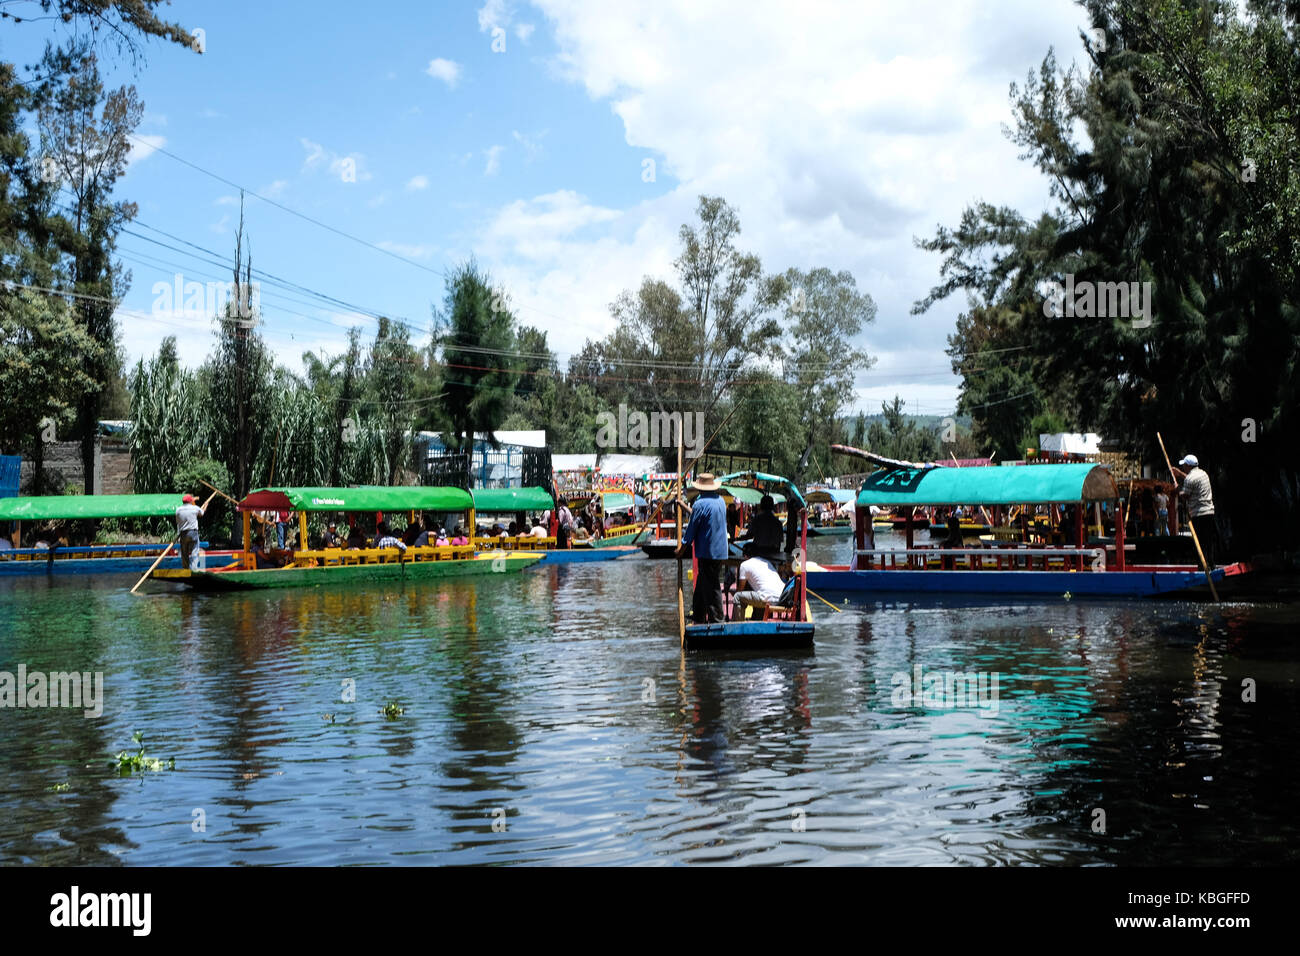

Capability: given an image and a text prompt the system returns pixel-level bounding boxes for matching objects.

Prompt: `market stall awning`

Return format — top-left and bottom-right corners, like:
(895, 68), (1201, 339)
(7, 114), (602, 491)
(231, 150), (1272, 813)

(240, 486), (473, 513)
(855, 463), (1116, 507)
(470, 487), (554, 512)
(0, 493), (188, 521)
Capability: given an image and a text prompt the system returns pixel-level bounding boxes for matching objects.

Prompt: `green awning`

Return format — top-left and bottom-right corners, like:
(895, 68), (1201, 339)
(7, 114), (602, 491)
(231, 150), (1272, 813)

(471, 487), (554, 512)
(805, 488), (856, 504)
(240, 486), (473, 513)
(717, 471), (805, 507)
(855, 463), (1117, 507)
(0, 493), (189, 521)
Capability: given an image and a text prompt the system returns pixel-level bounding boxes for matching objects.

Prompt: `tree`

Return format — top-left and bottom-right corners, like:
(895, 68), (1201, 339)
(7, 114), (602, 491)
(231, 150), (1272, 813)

(780, 266), (876, 480)
(866, 396), (941, 463)
(37, 42), (141, 493)
(434, 260), (521, 451)
(3, 2), (197, 60)
(366, 317), (418, 484)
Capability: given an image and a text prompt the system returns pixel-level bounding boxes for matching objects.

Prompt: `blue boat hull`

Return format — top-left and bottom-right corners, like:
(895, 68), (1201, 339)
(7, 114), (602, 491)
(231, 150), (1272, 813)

(537, 546), (640, 564)
(0, 554), (234, 576)
(684, 620), (815, 650)
(805, 566), (1226, 598)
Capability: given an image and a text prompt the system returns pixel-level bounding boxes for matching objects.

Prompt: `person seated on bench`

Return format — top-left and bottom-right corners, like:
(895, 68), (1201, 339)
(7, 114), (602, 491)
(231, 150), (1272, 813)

(733, 544), (787, 619)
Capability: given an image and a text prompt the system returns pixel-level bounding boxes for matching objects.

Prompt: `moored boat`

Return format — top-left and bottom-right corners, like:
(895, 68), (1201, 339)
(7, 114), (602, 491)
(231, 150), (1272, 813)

(0, 493), (237, 575)
(806, 458), (1250, 599)
(152, 485), (542, 590)
(469, 487), (637, 563)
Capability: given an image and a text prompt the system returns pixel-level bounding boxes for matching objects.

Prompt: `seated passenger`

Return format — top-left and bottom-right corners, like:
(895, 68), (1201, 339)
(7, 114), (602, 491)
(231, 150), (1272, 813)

(413, 526), (433, 548)
(435, 527), (450, 547)
(346, 526), (366, 550)
(402, 520), (423, 547)
(250, 534), (285, 569)
(450, 526), (469, 546)
(508, 521), (519, 537)
(739, 495), (784, 553)
(529, 520), (547, 538)
(321, 523), (340, 548)
(374, 523), (407, 552)
(734, 548), (786, 618)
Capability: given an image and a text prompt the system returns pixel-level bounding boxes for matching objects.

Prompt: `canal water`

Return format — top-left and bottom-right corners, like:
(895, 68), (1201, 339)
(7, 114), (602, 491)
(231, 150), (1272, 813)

(1, 533), (1297, 865)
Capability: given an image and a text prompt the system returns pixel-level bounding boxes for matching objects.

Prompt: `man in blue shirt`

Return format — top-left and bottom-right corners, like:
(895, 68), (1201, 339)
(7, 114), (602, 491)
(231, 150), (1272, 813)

(676, 473), (728, 623)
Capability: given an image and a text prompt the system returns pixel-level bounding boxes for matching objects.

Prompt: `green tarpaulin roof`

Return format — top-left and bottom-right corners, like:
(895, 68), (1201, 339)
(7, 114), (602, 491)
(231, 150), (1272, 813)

(240, 486), (473, 513)
(471, 487), (554, 512)
(717, 471), (805, 507)
(718, 485), (785, 506)
(602, 491), (635, 511)
(0, 493), (189, 521)
(855, 463), (1117, 507)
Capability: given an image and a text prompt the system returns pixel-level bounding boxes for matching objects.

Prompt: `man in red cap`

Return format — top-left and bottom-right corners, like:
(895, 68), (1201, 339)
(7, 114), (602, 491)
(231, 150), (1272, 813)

(175, 493), (208, 571)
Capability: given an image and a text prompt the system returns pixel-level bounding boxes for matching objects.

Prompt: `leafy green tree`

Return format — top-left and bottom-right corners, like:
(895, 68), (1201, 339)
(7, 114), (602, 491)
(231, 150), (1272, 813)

(366, 317), (419, 483)
(434, 260), (521, 451)
(780, 266), (876, 480)
(865, 396), (941, 463)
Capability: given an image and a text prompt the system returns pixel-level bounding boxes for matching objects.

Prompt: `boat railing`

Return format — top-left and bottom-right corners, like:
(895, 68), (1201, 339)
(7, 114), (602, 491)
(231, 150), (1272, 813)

(473, 535), (557, 551)
(262, 543), (479, 568)
(0, 542), (211, 561)
(854, 546), (1105, 572)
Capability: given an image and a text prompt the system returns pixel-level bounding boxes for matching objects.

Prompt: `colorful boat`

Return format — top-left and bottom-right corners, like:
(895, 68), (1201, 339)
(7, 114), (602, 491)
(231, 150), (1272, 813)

(0, 493), (237, 575)
(152, 485), (541, 590)
(469, 487), (637, 563)
(679, 471), (814, 650)
(805, 459), (1249, 599)
(804, 487), (856, 536)
(563, 486), (646, 548)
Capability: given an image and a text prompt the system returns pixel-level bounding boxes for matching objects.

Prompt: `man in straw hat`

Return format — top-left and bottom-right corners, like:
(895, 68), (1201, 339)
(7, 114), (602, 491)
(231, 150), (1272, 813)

(675, 472), (728, 624)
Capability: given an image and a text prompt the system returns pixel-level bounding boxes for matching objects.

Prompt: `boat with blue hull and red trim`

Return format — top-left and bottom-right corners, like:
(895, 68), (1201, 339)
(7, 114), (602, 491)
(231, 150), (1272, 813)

(805, 450), (1250, 600)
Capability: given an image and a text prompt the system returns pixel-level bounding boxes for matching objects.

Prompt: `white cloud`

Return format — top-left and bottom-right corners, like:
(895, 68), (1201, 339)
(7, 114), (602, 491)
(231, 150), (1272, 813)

(126, 134), (165, 166)
(406, 174), (430, 190)
(515, 22), (535, 42)
(511, 129), (546, 162)
(262, 179), (288, 198)
(483, 144), (504, 176)
(300, 138), (371, 182)
(426, 57), (462, 88)
(467, 0), (1087, 413)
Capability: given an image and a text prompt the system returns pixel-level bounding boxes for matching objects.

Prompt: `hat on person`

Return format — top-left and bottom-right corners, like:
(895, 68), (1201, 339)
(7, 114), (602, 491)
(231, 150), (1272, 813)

(1178, 454), (1199, 468)
(692, 472), (721, 492)
(182, 493), (195, 503)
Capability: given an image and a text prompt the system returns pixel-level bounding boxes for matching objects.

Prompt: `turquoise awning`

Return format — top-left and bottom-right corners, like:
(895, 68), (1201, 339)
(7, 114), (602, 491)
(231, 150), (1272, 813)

(855, 463), (1117, 507)
(471, 487), (554, 512)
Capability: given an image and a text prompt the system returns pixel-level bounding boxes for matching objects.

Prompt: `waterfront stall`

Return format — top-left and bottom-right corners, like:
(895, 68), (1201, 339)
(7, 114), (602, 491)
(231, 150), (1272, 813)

(806, 461), (1250, 598)
(152, 485), (540, 590)
(0, 493), (236, 575)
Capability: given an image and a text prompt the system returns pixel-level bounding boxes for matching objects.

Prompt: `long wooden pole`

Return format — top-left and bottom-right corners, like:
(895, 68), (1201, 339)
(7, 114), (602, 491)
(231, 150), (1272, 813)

(677, 430), (685, 646)
(130, 542), (172, 593)
(1156, 432), (1219, 602)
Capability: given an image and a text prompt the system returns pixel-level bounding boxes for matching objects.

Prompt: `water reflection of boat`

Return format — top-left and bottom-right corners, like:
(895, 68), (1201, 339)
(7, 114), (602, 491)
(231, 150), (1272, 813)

(680, 472), (814, 650)
(808, 455), (1252, 599)
(154, 486), (540, 590)
(0, 493), (237, 576)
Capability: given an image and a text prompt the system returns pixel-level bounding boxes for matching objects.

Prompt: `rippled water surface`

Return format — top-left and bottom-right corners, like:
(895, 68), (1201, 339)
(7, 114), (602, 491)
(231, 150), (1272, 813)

(2, 533), (1297, 865)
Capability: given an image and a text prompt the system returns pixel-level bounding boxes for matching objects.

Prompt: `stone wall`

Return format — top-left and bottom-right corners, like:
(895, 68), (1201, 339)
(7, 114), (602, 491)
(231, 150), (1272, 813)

(101, 440), (134, 494)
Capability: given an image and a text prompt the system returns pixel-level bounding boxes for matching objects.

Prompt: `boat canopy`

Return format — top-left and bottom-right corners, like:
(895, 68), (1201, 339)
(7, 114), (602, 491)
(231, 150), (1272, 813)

(717, 471), (806, 508)
(602, 491), (635, 511)
(804, 487), (856, 505)
(855, 463), (1117, 507)
(239, 486), (473, 513)
(718, 484), (785, 506)
(470, 486), (553, 512)
(0, 493), (188, 521)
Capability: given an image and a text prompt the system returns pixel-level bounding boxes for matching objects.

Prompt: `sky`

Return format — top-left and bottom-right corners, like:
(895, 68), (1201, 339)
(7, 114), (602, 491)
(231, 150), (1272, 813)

(1, 0), (1092, 418)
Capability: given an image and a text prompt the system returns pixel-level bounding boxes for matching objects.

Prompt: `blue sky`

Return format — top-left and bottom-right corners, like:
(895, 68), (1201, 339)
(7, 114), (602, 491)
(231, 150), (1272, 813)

(2, 0), (1091, 417)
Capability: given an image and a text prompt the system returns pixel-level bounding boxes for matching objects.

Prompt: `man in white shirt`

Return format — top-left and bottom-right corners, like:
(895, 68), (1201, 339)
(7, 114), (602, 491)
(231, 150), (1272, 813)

(175, 494), (207, 571)
(1175, 454), (1217, 566)
(734, 550), (786, 618)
